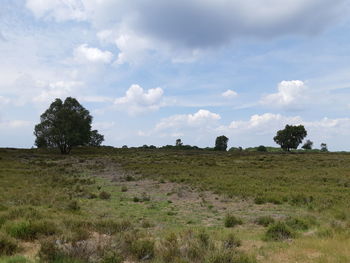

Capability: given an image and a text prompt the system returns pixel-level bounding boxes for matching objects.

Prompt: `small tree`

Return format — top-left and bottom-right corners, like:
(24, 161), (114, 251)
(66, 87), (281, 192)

(175, 138), (183, 147)
(257, 145), (267, 152)
(215, 135), (229, 151)
(89, 130), (104, 146)
(301, 140), (313, 150)
(320, 143), (328, 152)
(34, 97), (103, 154)
(273, 125), (307, 151)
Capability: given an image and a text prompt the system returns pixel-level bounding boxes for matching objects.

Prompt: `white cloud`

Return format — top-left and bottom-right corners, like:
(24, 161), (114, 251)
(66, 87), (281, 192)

(222, 89), (238, 98)
(114, 84), (164, 115)
(155, 109), (221, 130)
(33, 81), (84, 103)
(74, 44), (113, 64)
(0, 120), (33, 129)
(260, 80), (307, 109)
(25, 0), (86, 21)
(0, 96), (10, 107)
(25, 0), (348, 63)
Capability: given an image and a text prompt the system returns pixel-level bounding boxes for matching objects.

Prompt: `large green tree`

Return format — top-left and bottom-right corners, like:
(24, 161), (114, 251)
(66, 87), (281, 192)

(215, 135), (229, 151)
(273, 125), (307, 151)
(34, 97), (104, 154)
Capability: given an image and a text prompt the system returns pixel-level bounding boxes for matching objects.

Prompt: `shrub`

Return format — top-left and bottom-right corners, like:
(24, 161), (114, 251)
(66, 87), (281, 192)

(255, 216), (275, 227)
(0, 233), (17, 256)
(99, 191), (111, 200)
(95, 219), (132, 235)
(257, 145), (267, 152)
(264, 222), (295, 241)
(224, 214), (243, 228)
(121, 186), (128, 192)
(67, 200), (80, 211)
(5, 220), (57, 240)
(224, 233), (241, 249)
(285, 217), (309, 231)
(131, 239), (155, 260)
(254, 196), (266, 205)
(101, 251), (124, 263)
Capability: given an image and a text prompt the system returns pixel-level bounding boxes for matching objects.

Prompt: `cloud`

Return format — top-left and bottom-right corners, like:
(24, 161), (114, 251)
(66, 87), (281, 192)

(156, 109), (221, 131)
(0, 119), (33, 129)
(25, 0), (348, 59)
(73, 44), (113, 64)
(0, 96), (10, 107)
(222, 89), (238, 98)
(33, 81), (84, 103)
(114, 84), (164, 115)
(260, 80), (307, 109)
(25, 0), (86, 21)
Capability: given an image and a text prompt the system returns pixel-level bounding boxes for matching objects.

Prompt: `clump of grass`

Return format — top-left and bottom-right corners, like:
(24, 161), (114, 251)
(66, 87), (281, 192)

(285, 217), (309, 231)
(224, 233), (241, 249)
(99, 191), (111, 200)
(254, 196), (266, 205)
(224, 214), (243, 228)
(121, 186), (128, 192)
(101, 251), (124, 263)
(0, 233), (18, 256)
(264, 222), (295, 241)
(95, 219), (132, 235)
(5, 220), (57, 241)
(255, 216), (275, 227)
(131, 239), (154, 260)
(67, 200), (80, 211)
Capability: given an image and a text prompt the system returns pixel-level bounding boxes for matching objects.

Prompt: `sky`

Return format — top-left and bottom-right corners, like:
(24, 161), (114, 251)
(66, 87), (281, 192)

(1, 0), (350, 150)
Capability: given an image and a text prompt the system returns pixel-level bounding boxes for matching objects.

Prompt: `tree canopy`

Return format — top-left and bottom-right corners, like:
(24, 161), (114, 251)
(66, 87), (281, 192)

(34, 97), (104, 154)
(273, 125), (307, 151)
(215, 135), (229, 151)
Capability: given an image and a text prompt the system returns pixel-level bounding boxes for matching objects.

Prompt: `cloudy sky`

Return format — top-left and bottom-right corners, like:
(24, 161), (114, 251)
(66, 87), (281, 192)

(1, 0), (350, 150)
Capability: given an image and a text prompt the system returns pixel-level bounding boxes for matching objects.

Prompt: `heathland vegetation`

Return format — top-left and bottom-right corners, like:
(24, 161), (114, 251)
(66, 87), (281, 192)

(1, 97), (349, 262)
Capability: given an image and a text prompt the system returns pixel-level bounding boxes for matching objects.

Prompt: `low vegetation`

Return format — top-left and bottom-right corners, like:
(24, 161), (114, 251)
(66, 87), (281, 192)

(1, 147), (350, 262)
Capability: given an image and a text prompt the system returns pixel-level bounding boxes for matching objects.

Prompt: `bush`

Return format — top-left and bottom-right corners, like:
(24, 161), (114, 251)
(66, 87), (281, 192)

(131, 239), (155, 260)
(257, 145), (267, 152)
(254, 196), (266, 205)
(0, 233), (17, 256)
(121, 186), (128, 192)
(224, 233), (241, 249)
(99, 191), (111, 200)
(264, 222), (295, 241)
(5, 220), (57, 240)
(95, 219), (132, 235)
(285, 217), (309, 231)
(255, 216), (275, 227)
(224, 214), (243, 228)
(67, 200), (80, 211)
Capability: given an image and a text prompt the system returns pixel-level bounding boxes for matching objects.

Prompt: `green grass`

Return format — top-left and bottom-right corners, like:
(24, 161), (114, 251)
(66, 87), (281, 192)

(1, 147), (350, 262)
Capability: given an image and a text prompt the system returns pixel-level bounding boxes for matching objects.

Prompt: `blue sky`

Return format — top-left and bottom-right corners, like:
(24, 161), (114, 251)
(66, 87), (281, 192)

(1, 0), (350, 150)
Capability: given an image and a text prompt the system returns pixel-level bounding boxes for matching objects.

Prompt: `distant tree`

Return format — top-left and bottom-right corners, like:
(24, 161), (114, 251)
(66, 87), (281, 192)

(257, 145), (267, 152)
(122, 145), (128, 149)
(176, 138), (183, 147)
(215, 135), (229, 151)
(302, 140), (313, 150)
(34, 97), (103, 154)
(320, 143), (328, 152)
(89, 130), (104, 147)
(273, 125), (307, 151)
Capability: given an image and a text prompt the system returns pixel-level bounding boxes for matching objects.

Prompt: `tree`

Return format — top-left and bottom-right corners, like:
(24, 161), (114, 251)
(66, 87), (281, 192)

(273, 125), (307, 151)
(89, 130), (104, 147)
(302, 140), (313, 150)
(175, 138), (183, 147)
(34, 97), (103, 154)
(320, 143), (328, 152)
(257, 145), (267, 152)
(215, 135), (229, 151)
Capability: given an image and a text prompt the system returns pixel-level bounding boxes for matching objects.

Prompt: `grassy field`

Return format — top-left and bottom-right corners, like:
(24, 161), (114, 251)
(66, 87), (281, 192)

(1, 147), (350, 262)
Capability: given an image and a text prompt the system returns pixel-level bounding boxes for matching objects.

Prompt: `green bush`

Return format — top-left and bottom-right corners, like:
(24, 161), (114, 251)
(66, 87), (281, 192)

(285, 217), (309, 231)
(99, 191), (111, 200)
(95, 219), (132, 235)
(224, 233), (241, 249)
(67, 200), (80, 211)
(5, 220), (57, 241)
(131, 239), (155, 260)
(0, 233), (17, 256)
(224, 214), (243, 228)
(255, 216), (275, 227)
(264, 222), (295, 241)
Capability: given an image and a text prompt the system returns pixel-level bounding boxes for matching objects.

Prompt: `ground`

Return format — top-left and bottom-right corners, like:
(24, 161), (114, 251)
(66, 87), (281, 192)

(0, 148), (350, 262)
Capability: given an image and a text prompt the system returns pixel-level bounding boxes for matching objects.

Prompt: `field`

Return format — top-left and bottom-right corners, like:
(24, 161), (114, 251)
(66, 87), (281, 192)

(1, 147), (350, 263)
